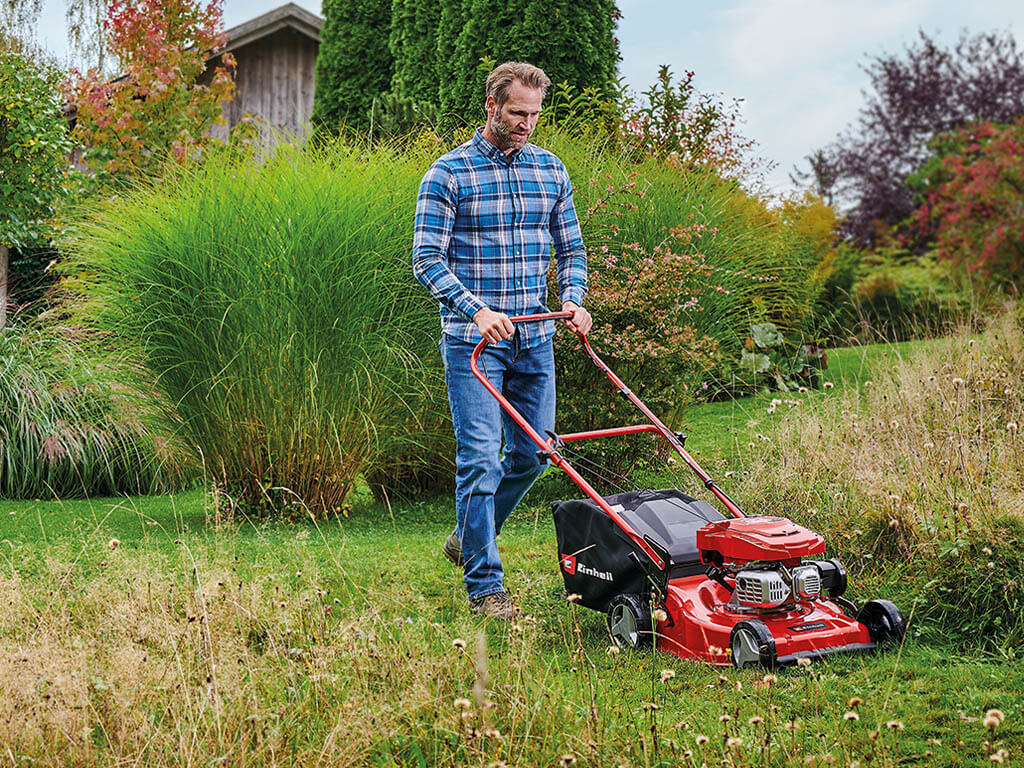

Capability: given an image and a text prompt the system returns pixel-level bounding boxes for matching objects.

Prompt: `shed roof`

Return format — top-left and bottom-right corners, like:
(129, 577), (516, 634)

(220, 3), (323, 52)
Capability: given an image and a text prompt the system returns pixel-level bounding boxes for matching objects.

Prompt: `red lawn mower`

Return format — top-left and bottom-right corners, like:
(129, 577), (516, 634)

(471, 312), (905, 668)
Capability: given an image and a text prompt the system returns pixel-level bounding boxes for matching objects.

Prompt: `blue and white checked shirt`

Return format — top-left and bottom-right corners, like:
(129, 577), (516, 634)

(412, 128), (587, 348)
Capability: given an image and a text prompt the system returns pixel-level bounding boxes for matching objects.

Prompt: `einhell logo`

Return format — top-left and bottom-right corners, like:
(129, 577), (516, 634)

(562, 554), (612, 582)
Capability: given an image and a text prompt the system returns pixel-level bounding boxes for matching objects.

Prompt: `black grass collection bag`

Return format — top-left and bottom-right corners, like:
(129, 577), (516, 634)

(551, 488), (724, 611)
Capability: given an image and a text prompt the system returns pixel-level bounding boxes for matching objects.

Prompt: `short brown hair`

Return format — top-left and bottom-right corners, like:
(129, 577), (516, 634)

(485, 61), (551, 107)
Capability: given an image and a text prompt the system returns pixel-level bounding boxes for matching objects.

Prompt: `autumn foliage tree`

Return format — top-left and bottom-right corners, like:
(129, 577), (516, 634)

(799, 30), (1024, 246)
(65, 0), (235, 179)
(908, 119), (1024, 287)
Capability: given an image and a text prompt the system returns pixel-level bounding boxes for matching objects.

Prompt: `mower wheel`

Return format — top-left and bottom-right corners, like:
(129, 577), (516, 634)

(607, 594), (653, 650)
(730, 620), (777, 669)
(857, 599), (906, 646)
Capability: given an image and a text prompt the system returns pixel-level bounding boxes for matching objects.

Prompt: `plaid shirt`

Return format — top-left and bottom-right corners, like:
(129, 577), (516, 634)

(413, 128), (587, 348)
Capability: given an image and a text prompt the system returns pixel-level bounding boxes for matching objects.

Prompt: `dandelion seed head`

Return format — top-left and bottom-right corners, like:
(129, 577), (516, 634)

(660, 669), (676, 682)
(452, 638), (467, 650)
(454, 697), (471, 709)
(726, 737), (743, 748)
(762, 673), (777, 684)
(796, 657), (812, 667)
(653, 608), (668, 623)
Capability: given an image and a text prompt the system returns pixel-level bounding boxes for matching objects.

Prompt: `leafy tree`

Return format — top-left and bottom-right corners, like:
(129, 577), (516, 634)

(64, 0), (235, 179)
(0, 49), (74, 327)
(908, 119), (1024, 287)
(313, 0), (392, 133)
(797, 30), (1024, 246)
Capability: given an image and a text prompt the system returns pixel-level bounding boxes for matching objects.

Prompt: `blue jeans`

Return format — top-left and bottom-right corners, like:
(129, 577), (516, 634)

(441, 333), (555, 600)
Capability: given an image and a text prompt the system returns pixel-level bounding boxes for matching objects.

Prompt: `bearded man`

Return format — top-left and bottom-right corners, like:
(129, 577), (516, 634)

(412, 61), (592, 619)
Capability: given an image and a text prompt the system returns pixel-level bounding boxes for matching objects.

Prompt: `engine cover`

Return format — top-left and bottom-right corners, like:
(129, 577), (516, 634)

(697, 516), (825, 565)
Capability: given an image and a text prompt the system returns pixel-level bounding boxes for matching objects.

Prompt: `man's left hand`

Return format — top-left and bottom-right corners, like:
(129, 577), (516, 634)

(561, 301), (592, 335)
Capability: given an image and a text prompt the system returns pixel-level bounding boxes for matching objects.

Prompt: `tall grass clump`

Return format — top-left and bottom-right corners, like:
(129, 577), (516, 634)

(733, 308), (1024, 648)
(66, 139), (451, 516)
(0, 323), (188, 498)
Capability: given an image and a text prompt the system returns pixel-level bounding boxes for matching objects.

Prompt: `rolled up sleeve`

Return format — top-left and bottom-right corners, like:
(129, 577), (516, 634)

(550, 164), (588, 307)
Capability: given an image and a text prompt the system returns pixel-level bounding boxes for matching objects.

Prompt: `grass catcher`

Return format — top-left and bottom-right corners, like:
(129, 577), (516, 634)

(471, 312), (905, 668)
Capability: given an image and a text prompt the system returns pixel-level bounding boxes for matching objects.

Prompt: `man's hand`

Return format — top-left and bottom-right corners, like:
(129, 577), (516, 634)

(562, 301), (592, 335)
(474, 307), (515, 344)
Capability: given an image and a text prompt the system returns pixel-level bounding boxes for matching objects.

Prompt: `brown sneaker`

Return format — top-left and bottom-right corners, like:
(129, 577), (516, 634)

(442, 532), (464, 566)
(469, 591), (520, 620)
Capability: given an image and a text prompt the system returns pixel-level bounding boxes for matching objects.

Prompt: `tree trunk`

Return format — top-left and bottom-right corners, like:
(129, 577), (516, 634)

(0, 243), (8, 330)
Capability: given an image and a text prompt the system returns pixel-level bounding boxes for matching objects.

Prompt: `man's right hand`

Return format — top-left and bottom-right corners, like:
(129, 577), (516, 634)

(473, 307), (515, 344)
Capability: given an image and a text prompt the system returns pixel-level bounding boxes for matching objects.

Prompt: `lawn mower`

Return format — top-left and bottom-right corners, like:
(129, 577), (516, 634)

(471, 311), (905, 668)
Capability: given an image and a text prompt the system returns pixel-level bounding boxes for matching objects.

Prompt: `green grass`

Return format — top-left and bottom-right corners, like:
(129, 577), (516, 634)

(0, 485), (1019, 766)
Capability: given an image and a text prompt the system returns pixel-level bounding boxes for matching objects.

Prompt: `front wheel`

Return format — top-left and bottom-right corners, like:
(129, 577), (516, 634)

(730, 620), (777, 669)
(607, 594), (653, 650)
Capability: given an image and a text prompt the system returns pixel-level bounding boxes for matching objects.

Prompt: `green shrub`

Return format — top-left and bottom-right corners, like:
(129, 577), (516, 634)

(66, 139), (451, 516)
(542, 131), (824, 473)
(0, 323), (189, 499)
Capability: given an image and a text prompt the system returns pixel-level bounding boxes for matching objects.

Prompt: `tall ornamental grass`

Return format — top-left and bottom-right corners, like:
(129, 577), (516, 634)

(67, 140), (449, 515)
(0, 323), (188, 498)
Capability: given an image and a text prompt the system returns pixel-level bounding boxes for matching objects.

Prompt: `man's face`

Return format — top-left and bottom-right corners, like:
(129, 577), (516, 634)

(486, 79), (544, 154)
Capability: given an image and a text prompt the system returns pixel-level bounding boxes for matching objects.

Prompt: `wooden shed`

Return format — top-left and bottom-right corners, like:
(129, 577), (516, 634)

(204, 3), (323, 144)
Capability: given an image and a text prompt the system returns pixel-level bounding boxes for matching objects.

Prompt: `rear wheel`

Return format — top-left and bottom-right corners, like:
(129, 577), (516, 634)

(857, 599), (906, 646)
(730, 620), (776, 669)
(607, 594), (653, 650)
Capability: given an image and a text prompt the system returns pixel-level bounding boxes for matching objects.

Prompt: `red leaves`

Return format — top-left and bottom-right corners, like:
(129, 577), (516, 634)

(64, 0), (235, 178)
(910, 118), (1024, 284)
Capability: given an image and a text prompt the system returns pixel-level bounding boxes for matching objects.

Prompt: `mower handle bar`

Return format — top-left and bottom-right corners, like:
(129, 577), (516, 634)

(469, 311), (746, 572)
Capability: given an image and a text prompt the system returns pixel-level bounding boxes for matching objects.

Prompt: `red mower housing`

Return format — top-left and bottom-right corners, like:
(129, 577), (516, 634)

(471, 312), (906, 668)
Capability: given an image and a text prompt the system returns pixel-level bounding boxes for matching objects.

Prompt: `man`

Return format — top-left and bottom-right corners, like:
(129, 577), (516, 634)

(413, 61), (592, 620)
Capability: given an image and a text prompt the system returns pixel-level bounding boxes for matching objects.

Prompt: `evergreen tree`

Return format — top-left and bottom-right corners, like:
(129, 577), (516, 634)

(436, 0), (619, 126)
(313, 0), (392, 132)
(388, 0), (441, 105)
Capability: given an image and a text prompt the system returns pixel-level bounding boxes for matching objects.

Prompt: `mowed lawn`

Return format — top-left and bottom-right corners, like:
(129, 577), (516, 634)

(0, 337), (1019, 766)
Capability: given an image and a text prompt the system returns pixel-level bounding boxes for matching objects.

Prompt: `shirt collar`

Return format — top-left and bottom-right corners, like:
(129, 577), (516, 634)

(472, 126), (530, 164)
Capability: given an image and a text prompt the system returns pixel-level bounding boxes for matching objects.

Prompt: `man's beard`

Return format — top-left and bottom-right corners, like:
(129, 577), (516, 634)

(491, 113), (527, 151)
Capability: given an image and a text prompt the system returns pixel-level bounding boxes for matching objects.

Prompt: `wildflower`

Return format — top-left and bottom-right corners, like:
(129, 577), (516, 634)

(454, 698), (471, 709)
(762, 674), (777, 685)
(924, 441), (935, 449)
(559, 754), (577, 767)
(885, 720), (904, 731)
(984, 709), (1004, 728)
(660, 669), (676, 682)
(726, 737), (743, 748)
(847, 696), (864, 708)
(798, 386), (809, 393)
(952, 377), (965, 386)
(889, 420), (899, 429)
(844, 711), (860, 721)
(988, 561), (995, 569)
(452, 638), (467, 650)
(483, 727), (501, 739)
(718, 714), (732, 723)
(1008, 422), (1018, 432)
(653, 608), (668, 622)
(784, 720), (800, 733)
(606, 645), (620, 655)
(864, 380), (873, 388)
(695, 735), (710, 746)
(991, 749), (1009, 763)
(796, 657), (812, 667)
(644, 702), (660, 711)
(708, 645), (724, 656)
(748, 716), (764, 725)
(109, 538), (120, 550)
(566, 593), (582, 603)
(823, 381), (834, 389)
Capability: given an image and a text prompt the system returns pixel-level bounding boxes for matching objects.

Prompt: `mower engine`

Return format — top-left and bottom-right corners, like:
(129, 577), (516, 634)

(697, 515), (848, 611)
